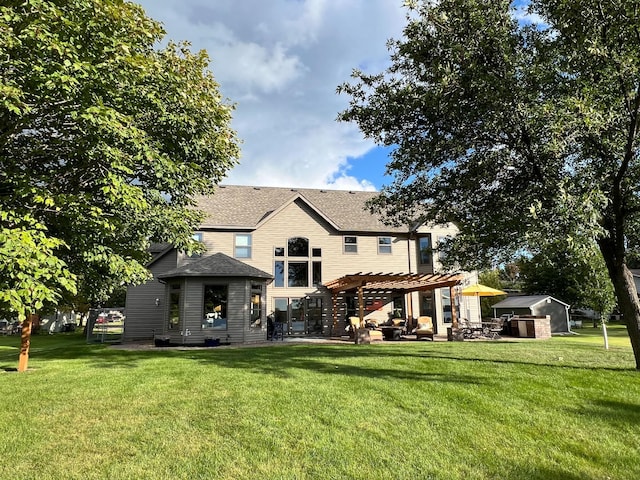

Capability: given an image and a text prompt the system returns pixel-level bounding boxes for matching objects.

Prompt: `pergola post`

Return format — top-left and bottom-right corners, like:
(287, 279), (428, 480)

(406, 291), (414, 328)
(357, 285), (364, 325)
(450, 285), (458, 329)
(332, 292), (338, 336)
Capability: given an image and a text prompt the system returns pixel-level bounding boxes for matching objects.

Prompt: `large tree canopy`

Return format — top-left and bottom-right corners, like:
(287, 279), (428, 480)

(517, 241), (616, 316)
(339, 0), (640, 368)
(0, 0), (239, 369)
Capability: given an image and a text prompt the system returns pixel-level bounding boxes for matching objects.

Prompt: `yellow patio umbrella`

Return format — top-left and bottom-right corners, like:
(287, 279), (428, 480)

(460, 284), (507, 323)
(461, 284), (507, 297)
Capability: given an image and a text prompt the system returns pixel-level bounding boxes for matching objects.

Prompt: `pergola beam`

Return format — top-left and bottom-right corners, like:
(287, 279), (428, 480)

(324, 272), (465, 294)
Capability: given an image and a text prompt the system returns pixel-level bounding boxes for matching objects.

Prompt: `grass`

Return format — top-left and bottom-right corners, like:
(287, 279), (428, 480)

(0, 325), (638, 480)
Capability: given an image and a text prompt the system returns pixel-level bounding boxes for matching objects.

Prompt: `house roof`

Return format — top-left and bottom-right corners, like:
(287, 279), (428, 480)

(491, 295), (570, 309)
(324, 272), (465, 293)
(145, 242), (175, 268)
(195, 185), (410, 233)
(158, 252), (273, 280)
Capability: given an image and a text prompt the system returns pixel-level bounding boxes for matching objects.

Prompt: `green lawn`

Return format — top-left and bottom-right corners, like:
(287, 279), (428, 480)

(0, 326), (638, 480)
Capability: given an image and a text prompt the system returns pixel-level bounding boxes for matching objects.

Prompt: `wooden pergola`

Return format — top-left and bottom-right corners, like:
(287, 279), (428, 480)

(323, 272), (465, 332)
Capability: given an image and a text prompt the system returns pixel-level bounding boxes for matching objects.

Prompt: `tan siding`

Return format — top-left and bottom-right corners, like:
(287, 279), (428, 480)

(127, 200), (475, 343)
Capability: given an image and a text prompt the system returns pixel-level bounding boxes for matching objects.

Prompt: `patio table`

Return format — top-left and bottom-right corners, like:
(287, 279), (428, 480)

(380, 326), (403, 341)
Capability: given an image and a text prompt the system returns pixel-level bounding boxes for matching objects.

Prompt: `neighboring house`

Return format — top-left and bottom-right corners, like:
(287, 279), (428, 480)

(124, 185), (477, 345)
(631, 269), (640, 296)
(491, 295), (571, 333)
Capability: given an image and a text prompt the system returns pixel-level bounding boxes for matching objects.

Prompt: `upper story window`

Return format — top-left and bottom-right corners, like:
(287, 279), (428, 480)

(235, 234), (252, 258)
(274, 260), (285, 287)
(437, 236), (449, 262)
(288, 237), (309, 257)
(344, 236), (357, 253)
(378, 236), (392, 254)
(418, 235), (432, 265)
(189, 232), (203, 258)
(273, 237), (321, 288)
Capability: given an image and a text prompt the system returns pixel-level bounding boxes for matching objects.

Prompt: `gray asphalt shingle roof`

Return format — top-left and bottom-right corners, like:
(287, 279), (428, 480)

(491, 295), (569, 309)
(195, 185), (409, 233)
(158, 252), (273, 280)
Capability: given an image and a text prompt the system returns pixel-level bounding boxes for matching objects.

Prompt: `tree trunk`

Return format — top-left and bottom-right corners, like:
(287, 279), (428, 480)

(598, 239), (640, 370)
(608, 266), (640, 369)
(18, 313), (37, 372)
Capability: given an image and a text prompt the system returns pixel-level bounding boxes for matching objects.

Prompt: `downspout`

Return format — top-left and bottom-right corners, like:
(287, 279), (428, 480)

(407, 230), (415, 326)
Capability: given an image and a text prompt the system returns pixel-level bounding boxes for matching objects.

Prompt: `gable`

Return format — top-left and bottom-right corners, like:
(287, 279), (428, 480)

(158, 252), (273, 280)
(195, 185), (409, 233)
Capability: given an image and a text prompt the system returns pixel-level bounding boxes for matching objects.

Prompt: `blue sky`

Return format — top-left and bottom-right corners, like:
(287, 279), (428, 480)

(135, 0), (407, 191)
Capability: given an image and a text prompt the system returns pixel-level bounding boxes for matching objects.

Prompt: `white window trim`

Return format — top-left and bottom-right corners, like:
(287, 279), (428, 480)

(378, 236), (392, 254)
(343, 235), (358, 254)
(234, 233), (252, 258)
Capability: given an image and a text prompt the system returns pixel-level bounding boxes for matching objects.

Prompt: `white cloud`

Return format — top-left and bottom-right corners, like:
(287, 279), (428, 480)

(512, 5), (546, 26)
(136, 0), (407, 190)
(218, 41), (307, 94)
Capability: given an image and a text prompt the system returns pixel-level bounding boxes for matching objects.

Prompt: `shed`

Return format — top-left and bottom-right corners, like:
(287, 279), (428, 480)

(491, 295), (571, 333)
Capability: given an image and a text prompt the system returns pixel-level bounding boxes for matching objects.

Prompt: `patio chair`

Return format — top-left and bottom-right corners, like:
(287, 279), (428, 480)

(459, 318), (476, 339)
(414, 316), (434, 341)
(272, 322), (284, 341)
(487, 318), (503, 340)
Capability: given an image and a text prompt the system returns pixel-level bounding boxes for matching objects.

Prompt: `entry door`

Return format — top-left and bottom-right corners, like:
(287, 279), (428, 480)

(273, 297), (305, 335)
(289, 298), (306, 334)
(306, 297), (323, 334)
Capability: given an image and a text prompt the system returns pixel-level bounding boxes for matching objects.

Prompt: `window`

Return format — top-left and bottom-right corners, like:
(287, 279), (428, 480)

(288, 237), (309, 257)
(273, 237), (321, 288)
(441, 289), (452, 323)
(288, 262), (309, 287)
(378, 236), (392, 254)
(189, 232), (203, 258)
(274, 298), (288, 324)
(312, 261), (322, 287)
(202, 285), (228, 330)
(418, 235), (432, 265)
(235, 234), (252, 258)
(168, 284), (181, 329)
(250, 284), (262, 328)
(420, 291), (434, 317)
(274, 261), (285, 287)
(344, 236), (357, 253)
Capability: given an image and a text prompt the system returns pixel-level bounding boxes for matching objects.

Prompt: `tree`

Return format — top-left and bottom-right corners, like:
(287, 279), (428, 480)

(338, 0), (640, 368)
(517, 241), (616, 316)
(477, 269), (506, 318)
(1, 0), (239, 371)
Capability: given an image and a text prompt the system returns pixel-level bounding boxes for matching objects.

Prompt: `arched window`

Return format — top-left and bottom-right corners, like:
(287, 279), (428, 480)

(288, 237), (309, 257)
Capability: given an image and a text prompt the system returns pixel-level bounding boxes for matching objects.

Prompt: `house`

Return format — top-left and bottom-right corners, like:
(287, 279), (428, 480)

(124, 185), (478, 345)
(631, 269), (640, 296)
(491, 295), (571, 333)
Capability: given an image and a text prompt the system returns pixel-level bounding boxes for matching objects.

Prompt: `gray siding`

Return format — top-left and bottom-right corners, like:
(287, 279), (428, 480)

(532, 302), (570, 333)
(168, 277), (269, 345)
(494, 301), (570, 334)
(124, 250), (177, 341)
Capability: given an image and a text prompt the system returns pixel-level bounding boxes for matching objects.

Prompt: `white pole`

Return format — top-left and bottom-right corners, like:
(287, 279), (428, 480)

(602, 321), (609, 350)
